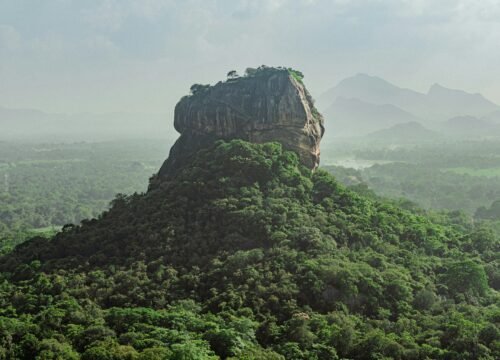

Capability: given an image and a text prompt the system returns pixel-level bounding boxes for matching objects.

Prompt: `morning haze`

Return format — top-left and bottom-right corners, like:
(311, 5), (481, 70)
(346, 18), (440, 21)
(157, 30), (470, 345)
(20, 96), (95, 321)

(1, 1), (500, 118)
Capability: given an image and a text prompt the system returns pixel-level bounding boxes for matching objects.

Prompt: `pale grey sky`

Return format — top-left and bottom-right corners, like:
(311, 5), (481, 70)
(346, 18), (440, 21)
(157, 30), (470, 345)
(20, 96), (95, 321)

(1, 0), (500, 114)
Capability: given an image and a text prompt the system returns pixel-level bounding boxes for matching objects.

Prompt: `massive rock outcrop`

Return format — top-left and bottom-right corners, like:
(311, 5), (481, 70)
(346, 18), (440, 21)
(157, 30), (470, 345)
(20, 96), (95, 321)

(158, 67), (324, 177)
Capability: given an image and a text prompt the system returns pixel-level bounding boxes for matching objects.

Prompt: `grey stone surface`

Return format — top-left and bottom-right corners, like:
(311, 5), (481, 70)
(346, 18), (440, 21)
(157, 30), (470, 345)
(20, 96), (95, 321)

(158, 68), (324, 177)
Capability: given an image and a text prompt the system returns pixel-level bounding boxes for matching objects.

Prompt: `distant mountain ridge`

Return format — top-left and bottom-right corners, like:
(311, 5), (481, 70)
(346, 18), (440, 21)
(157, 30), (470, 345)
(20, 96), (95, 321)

(426, 83), (499, 120)
(318, 74), (499, 125)
(483, 110), (500, 123)
(322, 97), (421, 138)
(318, 74), (425, 112)
(441, 115), (500, 138)
(318, 74), (500, 139)
(365, 121), (442, 143)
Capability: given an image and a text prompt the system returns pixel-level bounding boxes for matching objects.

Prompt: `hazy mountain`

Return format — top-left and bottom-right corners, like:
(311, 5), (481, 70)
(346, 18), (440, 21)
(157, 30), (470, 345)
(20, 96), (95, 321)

(0, 106), (175, 141)
(318, 74), (425, 112)
(441, 115), (500, 138)
(322, 97), (421, 138)
(426, 84), (499, 121)
(483, 110), (500, 123)
(365, 121), (442, 143)
(318, 74), (499, 122)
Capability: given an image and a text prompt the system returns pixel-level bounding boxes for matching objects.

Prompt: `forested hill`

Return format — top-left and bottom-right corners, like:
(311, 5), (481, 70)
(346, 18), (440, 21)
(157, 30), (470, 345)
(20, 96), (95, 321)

(0, 140), (498, 359)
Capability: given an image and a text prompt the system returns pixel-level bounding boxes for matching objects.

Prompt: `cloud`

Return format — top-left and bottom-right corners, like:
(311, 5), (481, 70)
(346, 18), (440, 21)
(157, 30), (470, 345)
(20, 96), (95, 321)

(0, 25), (21, 51)
(82, 1), (129, 32)
(1, 0), (500, 113)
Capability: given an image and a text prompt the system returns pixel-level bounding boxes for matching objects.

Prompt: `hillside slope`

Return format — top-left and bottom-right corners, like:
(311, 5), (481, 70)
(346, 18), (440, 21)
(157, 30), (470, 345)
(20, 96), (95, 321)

(0, 140), (498, 359)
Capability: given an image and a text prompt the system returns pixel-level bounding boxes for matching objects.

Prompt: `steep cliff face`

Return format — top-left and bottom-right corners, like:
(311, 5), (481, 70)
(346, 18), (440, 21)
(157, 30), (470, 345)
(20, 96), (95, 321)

(158, 67), (324, 177)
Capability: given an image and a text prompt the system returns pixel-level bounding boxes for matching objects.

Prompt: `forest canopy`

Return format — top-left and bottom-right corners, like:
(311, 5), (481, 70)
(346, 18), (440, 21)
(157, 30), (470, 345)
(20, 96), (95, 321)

(0, 140), (498, 359)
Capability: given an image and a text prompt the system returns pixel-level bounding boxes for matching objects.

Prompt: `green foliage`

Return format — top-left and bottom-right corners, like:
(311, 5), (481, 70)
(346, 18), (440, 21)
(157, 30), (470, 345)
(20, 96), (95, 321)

(287, 68), (304, 84)
(36, 339), (79, 360)
(441, 259), (489, 298)
(476, 200), (500, 220)
(323, 140), (500, 221)
(190, 84), (211, 96)
(326, 162), (500, 216)
(0, 140), (498, 359)
(0, 140), (165, 252)
(226, 70), (239, 80)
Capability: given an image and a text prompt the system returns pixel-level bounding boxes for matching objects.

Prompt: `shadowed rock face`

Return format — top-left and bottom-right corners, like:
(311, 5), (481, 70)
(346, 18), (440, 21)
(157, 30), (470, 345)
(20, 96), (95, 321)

(158, 68), (324, 177)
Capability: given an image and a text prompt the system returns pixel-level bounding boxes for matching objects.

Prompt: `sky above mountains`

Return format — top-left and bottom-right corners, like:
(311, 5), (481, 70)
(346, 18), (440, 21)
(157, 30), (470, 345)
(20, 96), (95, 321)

(1, 0), (500, 115)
